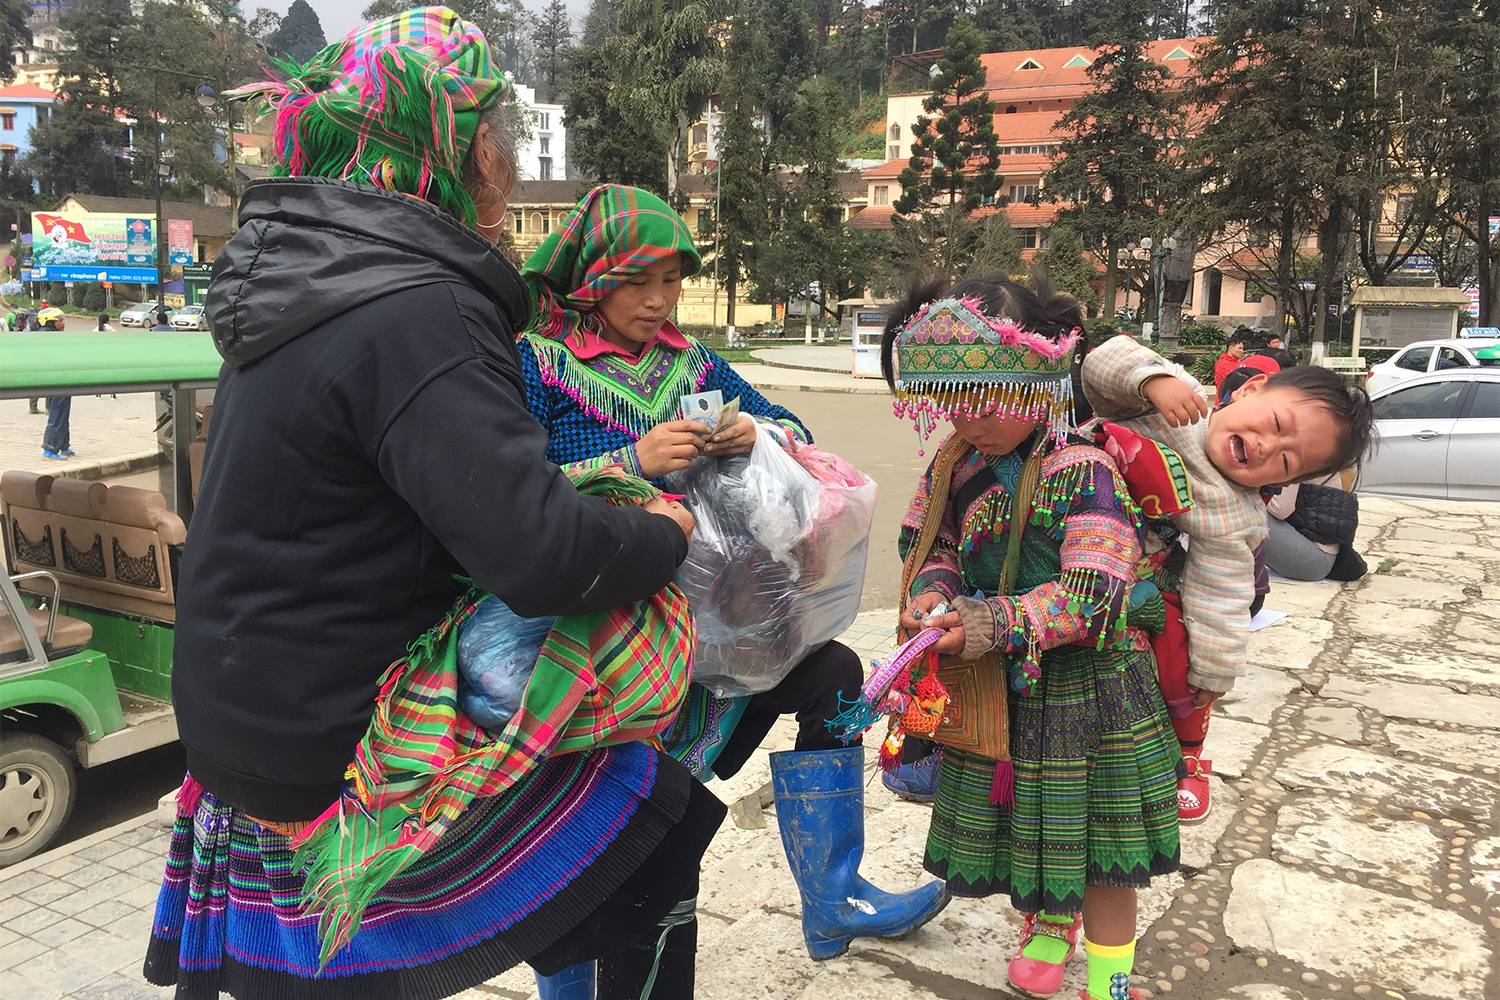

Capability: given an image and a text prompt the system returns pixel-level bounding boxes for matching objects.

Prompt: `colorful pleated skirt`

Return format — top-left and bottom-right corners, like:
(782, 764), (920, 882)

(924, 642), (1183, 913)
(143, 742), (718, 1000)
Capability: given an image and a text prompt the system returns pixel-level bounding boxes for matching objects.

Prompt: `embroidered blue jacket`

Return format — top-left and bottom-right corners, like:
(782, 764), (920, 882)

(517, 334), (812, 481)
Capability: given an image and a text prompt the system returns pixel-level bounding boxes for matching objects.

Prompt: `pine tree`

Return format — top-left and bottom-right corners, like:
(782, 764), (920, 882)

(1189, 0), (1348, 340)
(1426, 0), (1500, 324)
(24, 0), (133, 196)
(1046, 0), (1184, 318)
(272, 0), (326, 63)
(1031, 224), (1101, 314)
(531, 0), (572, 103)
(565, 44), (667, 194)
(0, 0), (29, 83)
(894, 18), (1001, 214)
(712, 9), (770, 332)
(603, 0), (724, 198)
(580, 0), (618, 46)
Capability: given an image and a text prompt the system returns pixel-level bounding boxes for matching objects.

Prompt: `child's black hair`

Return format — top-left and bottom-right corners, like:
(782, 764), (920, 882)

(1263, 365), (1376, 480)
(879, 270), (1086, 392)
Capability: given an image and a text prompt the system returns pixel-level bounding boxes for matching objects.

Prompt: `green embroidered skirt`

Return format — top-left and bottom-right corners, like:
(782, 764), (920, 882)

(924, 643), (1183, 914)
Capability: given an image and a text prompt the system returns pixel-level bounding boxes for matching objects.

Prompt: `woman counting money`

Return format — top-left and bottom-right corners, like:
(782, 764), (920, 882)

(515, 184), (950, 979)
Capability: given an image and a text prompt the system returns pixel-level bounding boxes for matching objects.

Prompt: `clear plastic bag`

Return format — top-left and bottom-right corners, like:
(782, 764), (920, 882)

(668, 423), (876, 697)
(456, 595), (556, 730)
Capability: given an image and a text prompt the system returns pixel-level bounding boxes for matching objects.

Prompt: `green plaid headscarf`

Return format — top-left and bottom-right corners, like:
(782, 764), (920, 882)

(521, 184), (702, 357)
(232, 7), (512, 227)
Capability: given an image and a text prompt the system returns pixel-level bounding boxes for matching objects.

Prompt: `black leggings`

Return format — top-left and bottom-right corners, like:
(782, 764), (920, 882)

(710, 640), (863, 780)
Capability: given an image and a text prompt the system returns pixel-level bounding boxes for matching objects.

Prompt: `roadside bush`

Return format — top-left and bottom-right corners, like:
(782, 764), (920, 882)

(1179, 323), (1226, 348)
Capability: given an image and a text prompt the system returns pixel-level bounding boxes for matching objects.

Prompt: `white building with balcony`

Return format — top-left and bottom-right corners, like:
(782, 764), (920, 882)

(512, 83), (565, 183)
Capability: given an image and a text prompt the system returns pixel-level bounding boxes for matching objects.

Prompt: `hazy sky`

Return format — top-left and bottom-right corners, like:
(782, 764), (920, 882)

(276, 0), (590, 43)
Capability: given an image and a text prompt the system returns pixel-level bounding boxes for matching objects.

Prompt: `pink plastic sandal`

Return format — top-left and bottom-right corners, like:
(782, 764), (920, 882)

(1006, 912), (1083, 998)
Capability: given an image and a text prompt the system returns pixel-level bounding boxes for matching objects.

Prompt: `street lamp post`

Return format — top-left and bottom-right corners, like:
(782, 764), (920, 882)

(195, 86), (238, 232)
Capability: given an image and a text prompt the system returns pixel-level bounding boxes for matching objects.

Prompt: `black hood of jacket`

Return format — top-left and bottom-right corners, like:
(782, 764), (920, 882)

(207, 177), (530, 368)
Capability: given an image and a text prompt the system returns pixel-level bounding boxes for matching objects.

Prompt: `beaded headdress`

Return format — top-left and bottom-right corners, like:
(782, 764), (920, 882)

(891, 295), (1081, 450)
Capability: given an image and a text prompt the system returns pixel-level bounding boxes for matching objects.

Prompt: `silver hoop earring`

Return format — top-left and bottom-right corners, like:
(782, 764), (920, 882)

(477, 182), (507, 230)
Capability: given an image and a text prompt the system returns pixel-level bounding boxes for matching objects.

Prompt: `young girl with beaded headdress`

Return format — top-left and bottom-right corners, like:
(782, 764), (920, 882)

(880, 272), (1183, 1000)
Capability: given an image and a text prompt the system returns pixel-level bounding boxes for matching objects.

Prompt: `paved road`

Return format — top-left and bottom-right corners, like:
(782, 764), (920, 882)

(5, 497), (1496, 1000)
(762, 388), (940, 611)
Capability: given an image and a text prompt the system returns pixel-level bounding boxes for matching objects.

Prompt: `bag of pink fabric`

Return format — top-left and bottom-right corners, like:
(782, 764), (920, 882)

(669, 424), (876, 697)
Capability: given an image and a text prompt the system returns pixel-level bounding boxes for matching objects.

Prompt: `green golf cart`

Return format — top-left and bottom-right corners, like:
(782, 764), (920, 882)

(0, 329), (220, 864)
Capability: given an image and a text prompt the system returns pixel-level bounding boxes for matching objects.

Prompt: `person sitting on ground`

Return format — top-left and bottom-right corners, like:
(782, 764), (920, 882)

(150, 309), (172, 331)
(1213, 328), (1252, 385)
(1264, 475), (1367, 582)
(1082, 339), (1375, 825)
(96, 313), (113, 332)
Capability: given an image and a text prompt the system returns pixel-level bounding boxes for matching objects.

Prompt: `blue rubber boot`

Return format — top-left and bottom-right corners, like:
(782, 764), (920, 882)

(882, 749), (942, 803)
(534, 961), (595, 999)
(770, 747), (950, 960)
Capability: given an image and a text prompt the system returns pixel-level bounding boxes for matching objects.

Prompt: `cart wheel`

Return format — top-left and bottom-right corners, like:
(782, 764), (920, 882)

(0, 733), (76, 866)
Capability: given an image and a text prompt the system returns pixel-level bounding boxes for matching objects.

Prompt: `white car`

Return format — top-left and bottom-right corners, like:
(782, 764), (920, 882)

(118, 302), (160, 328)
(1359, 369), (1500, 501)
(1365, 336), (1500, 393)
(170, 305), (208, 331)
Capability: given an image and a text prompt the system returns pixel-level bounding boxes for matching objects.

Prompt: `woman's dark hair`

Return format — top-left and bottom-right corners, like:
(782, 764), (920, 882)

(879, 270), (1086, 392)
(1264, 365), (1377, 479)
(97, 313), (109, 329)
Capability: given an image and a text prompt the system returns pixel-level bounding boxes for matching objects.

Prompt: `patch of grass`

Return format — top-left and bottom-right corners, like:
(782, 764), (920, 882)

(1375, 557), (1401, 574)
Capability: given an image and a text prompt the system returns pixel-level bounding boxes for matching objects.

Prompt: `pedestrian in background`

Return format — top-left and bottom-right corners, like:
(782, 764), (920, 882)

(96, 312), (113, 332)
(1213, 328), (1252, 385)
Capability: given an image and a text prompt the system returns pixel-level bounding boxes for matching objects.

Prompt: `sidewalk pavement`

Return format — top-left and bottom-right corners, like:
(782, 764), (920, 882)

(2, 496), (1497, 1000)
(750, 345), (853, 374)
(0, 397), (160, 481)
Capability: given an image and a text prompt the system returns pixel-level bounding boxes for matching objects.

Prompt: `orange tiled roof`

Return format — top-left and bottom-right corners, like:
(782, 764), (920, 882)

(0, 83), (56, 100)
(975, 38), (1207, 101)
(848, 204), (895, 228)
(863, 158), (908, 180)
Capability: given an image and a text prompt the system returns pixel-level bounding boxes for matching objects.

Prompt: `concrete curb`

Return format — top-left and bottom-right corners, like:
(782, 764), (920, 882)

(748, 354), (851, 375)
(45, 450), (161, 482)
(0, 809), (158, 883)
(745, 379), (889, 396)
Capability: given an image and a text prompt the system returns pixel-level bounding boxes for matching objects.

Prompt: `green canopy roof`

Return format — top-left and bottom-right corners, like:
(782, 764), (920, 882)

(0, 330), (223, 397)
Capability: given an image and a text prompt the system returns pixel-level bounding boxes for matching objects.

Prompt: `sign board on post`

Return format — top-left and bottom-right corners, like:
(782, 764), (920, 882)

(167, 219), (194, 265)
(30, 211), (160, 283)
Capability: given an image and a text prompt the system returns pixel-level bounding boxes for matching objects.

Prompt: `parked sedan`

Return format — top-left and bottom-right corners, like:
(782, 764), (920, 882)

(1366, 336), (1500, 392)
(1360, 369), (1500, 501)
(118, 302), (160, 328)
(169, 305), (208, 331)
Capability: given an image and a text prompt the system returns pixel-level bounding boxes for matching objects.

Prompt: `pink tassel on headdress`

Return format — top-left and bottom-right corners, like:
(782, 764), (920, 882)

(989, 759), (1015, 807)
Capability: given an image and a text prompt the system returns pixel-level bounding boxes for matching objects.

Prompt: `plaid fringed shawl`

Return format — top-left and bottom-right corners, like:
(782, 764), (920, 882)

(291, 467), (694, 966)
(521, 184), (703, 358)
(231, 7), (511, 228)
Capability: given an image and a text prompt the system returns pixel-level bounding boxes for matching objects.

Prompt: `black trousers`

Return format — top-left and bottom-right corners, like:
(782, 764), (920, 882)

(710, 639), (863, 780)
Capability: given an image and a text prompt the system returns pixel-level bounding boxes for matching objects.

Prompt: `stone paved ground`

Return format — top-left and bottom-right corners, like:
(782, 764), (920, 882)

(0, 396), (159, 480)
(1, 496), (1496, 999)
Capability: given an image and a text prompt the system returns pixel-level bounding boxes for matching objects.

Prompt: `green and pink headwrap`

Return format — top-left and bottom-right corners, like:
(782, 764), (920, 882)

(233, 6), (511, 227)
(521, 184), (702, 358)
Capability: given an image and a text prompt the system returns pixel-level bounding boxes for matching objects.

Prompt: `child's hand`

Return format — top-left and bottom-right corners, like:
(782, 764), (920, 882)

(1187, 684), (1219, 707)
(1143, 374), (1210, 427)
(901, 592), (965, 655)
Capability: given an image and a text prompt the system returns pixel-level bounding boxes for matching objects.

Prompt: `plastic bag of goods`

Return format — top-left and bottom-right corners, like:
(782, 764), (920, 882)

(668, 422), (876, 697)
(456, 595), (556, 730)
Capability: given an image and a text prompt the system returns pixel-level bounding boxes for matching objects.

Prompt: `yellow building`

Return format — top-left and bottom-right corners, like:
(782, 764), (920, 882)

(499, 172), (867, 331)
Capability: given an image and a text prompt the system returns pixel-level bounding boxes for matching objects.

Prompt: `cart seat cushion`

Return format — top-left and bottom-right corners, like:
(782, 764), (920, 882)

(0, 608), (94, 657)
(2, 471), (184, 615)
